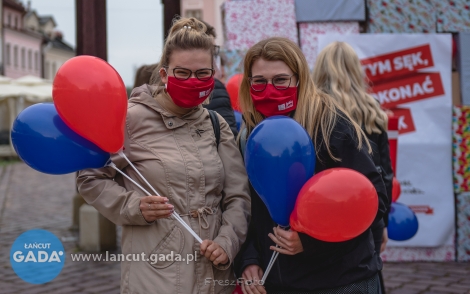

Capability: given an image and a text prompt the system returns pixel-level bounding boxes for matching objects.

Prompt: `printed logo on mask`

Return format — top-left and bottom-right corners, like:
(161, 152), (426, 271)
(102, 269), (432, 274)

(278, 100), (294, 111)
(199, 89), (212, 98)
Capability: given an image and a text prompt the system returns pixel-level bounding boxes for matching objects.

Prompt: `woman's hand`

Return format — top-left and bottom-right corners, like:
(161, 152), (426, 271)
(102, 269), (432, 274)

(241, 265), (266, 294)
(381, 228), (388, 253)
(200, 240), (229, 266)
(139, 196), (174, 222)
(268, 226), (304, 255)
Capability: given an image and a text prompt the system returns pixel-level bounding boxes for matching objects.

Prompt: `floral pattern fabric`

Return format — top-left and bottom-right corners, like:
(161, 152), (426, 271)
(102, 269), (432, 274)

(367, 0), (436, 33)
(222, 0), (298, 50)
(436, 0), (470, 32)
(220, 50), (246, 82)
(298, 22), (360, 70)
(381, 244), (455, 261)
(453, 106), (470, 193)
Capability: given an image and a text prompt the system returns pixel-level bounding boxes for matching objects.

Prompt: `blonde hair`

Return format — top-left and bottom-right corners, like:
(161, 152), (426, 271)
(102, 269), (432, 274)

(151, 17), (214, 88)
(239, 37), (369, 160)
(313, 42), (388, 135)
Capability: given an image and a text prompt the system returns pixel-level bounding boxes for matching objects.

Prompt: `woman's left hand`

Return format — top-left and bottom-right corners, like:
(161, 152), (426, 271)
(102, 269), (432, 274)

(200, 240), (229, 266)
(268, 226), (304, 255)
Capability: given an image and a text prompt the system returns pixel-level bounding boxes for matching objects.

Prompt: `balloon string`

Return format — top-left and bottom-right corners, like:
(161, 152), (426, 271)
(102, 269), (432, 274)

(261, 248), (279, 283)
(118, 151), (162, 197)
(108, 162), (152, 195)
(261, 226), (290, 283)
(107, 160), (203, 243)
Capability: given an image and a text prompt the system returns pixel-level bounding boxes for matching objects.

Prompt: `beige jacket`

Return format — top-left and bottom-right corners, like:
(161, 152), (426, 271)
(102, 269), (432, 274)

(77, 85), (251, 294)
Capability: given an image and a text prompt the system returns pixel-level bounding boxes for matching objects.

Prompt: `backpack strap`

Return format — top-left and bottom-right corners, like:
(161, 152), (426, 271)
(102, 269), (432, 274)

(208, 110), (220, 149)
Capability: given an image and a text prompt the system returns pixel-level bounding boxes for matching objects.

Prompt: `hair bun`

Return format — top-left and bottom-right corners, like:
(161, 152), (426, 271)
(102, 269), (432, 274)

(171, 17), (206, 35)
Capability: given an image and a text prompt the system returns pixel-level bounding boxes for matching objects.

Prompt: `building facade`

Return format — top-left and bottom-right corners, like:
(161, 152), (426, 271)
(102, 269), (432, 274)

(180, 0), (225, 46)
(1, 0), (75, 80)
(3, 0), (42, 78)
(24, 9), (75, 80)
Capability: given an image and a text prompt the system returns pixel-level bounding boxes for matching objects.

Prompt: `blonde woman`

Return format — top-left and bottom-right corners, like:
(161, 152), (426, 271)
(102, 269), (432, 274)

(235, 37), (387, 294)
(314, 41), (394, 293)
(78, 17), (250, 294)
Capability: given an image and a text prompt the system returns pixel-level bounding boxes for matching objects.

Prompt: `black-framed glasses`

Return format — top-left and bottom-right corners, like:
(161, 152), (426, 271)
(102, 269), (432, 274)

(165, 67), (215, 81)
(213, 45), (220, 56)
(249, 74), (297, 92)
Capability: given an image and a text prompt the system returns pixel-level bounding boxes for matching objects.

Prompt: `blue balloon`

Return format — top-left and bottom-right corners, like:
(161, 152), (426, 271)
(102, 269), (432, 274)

(245, 116), (315, 226)
(388, 202), (419, 241)
(234, 111), (242, 131)
(11, 103), (110, 175)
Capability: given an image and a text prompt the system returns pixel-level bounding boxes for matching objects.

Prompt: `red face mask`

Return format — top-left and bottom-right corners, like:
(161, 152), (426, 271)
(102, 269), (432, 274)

(166, 76), (215, 108)
(250, 84), (298, 117)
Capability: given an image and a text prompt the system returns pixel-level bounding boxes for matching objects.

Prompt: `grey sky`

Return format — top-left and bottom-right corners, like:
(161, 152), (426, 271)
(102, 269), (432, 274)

(23, 0), (164, 87)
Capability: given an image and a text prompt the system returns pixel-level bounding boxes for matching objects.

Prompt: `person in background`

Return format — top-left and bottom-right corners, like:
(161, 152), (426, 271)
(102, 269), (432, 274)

(134, 20), (238, 137)
(313, 41), (393, 294)
(78, 17), (250, 293)
(133, 63), (159, 89)
(235, 36), (387, 294)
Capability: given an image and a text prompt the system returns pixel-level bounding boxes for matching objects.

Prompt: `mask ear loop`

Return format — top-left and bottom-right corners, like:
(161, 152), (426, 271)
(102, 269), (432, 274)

(160, 67), (169, 88)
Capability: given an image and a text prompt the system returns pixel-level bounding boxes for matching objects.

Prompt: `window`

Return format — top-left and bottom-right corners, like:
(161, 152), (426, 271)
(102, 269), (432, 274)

(14, 16), (18, 29)
(185, 9), (203, 19)
(34, 52), (39, 71)
(7, 14), (11, 27)
(6, 44), (10, 66)
(28, 50), (32, 70)
(13, 46), (18, 67)
(52, 62), (57, 78)
(21, 48), (25, 69)
(45, 61), (50, 79)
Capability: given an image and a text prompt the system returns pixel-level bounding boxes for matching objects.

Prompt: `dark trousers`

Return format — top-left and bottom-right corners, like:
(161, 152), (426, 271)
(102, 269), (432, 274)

(371, 220), (386, 294)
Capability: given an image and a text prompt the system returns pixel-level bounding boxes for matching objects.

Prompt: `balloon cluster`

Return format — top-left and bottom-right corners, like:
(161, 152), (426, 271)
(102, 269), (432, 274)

(244, 116), (378, 242)
(11, 56), (128, 174)
(388, 178), (419, 241)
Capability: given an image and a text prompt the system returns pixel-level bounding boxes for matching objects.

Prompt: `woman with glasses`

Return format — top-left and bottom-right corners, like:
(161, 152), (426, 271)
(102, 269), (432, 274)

(77, 17), (250, 294)
(235, 37), (387, 294)
(313, 41), (393, 294)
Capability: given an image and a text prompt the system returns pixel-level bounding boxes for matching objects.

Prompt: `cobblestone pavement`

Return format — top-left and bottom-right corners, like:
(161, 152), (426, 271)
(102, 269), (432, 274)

(0, 162), (469, 294)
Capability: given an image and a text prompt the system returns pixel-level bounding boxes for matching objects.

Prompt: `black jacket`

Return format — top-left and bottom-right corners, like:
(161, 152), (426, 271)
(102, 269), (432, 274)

(203, 79), (238, 137)
(235, 116), (388, 292)
(366, 126), (393, 227)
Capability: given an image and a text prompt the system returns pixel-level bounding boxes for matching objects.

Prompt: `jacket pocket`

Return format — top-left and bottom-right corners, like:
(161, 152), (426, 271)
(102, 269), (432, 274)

(147, 225), (185, 269)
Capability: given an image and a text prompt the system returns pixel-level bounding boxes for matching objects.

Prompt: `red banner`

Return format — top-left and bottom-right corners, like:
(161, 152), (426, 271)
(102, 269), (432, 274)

(361, 44), (434, 83)
(387, 116), (399, 174)
(390, 108), (416, 135)
(370, 72), (445, 109)
(409, 205), (434, 215)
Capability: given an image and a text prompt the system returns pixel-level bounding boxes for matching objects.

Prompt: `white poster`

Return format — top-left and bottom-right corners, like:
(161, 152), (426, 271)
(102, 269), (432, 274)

(317, 34), (454, 247)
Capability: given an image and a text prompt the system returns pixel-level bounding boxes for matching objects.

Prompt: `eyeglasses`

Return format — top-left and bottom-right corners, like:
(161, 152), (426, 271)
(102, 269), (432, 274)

(213, 45), (220, 56)
(164, 67), (215, 81)
(249, 74), (297, 92)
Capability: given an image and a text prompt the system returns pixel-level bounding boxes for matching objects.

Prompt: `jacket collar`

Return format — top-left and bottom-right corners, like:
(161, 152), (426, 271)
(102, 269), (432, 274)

(129, 84), (204, 129)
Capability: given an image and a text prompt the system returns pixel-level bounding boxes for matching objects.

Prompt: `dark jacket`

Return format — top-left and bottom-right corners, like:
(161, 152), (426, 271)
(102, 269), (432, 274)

(367, 126), (393, 227)
(236, 115), (388, 292)
(204, 79), (238, 137)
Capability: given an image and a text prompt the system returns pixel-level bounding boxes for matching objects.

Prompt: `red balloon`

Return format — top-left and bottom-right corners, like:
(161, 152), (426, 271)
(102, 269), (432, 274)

(226, 73), (243, 111)
(290, 168), (378, 242)
(53, 56), (127, 153)
(392, 177), (401, 202)
(232, 285), (243, 294)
